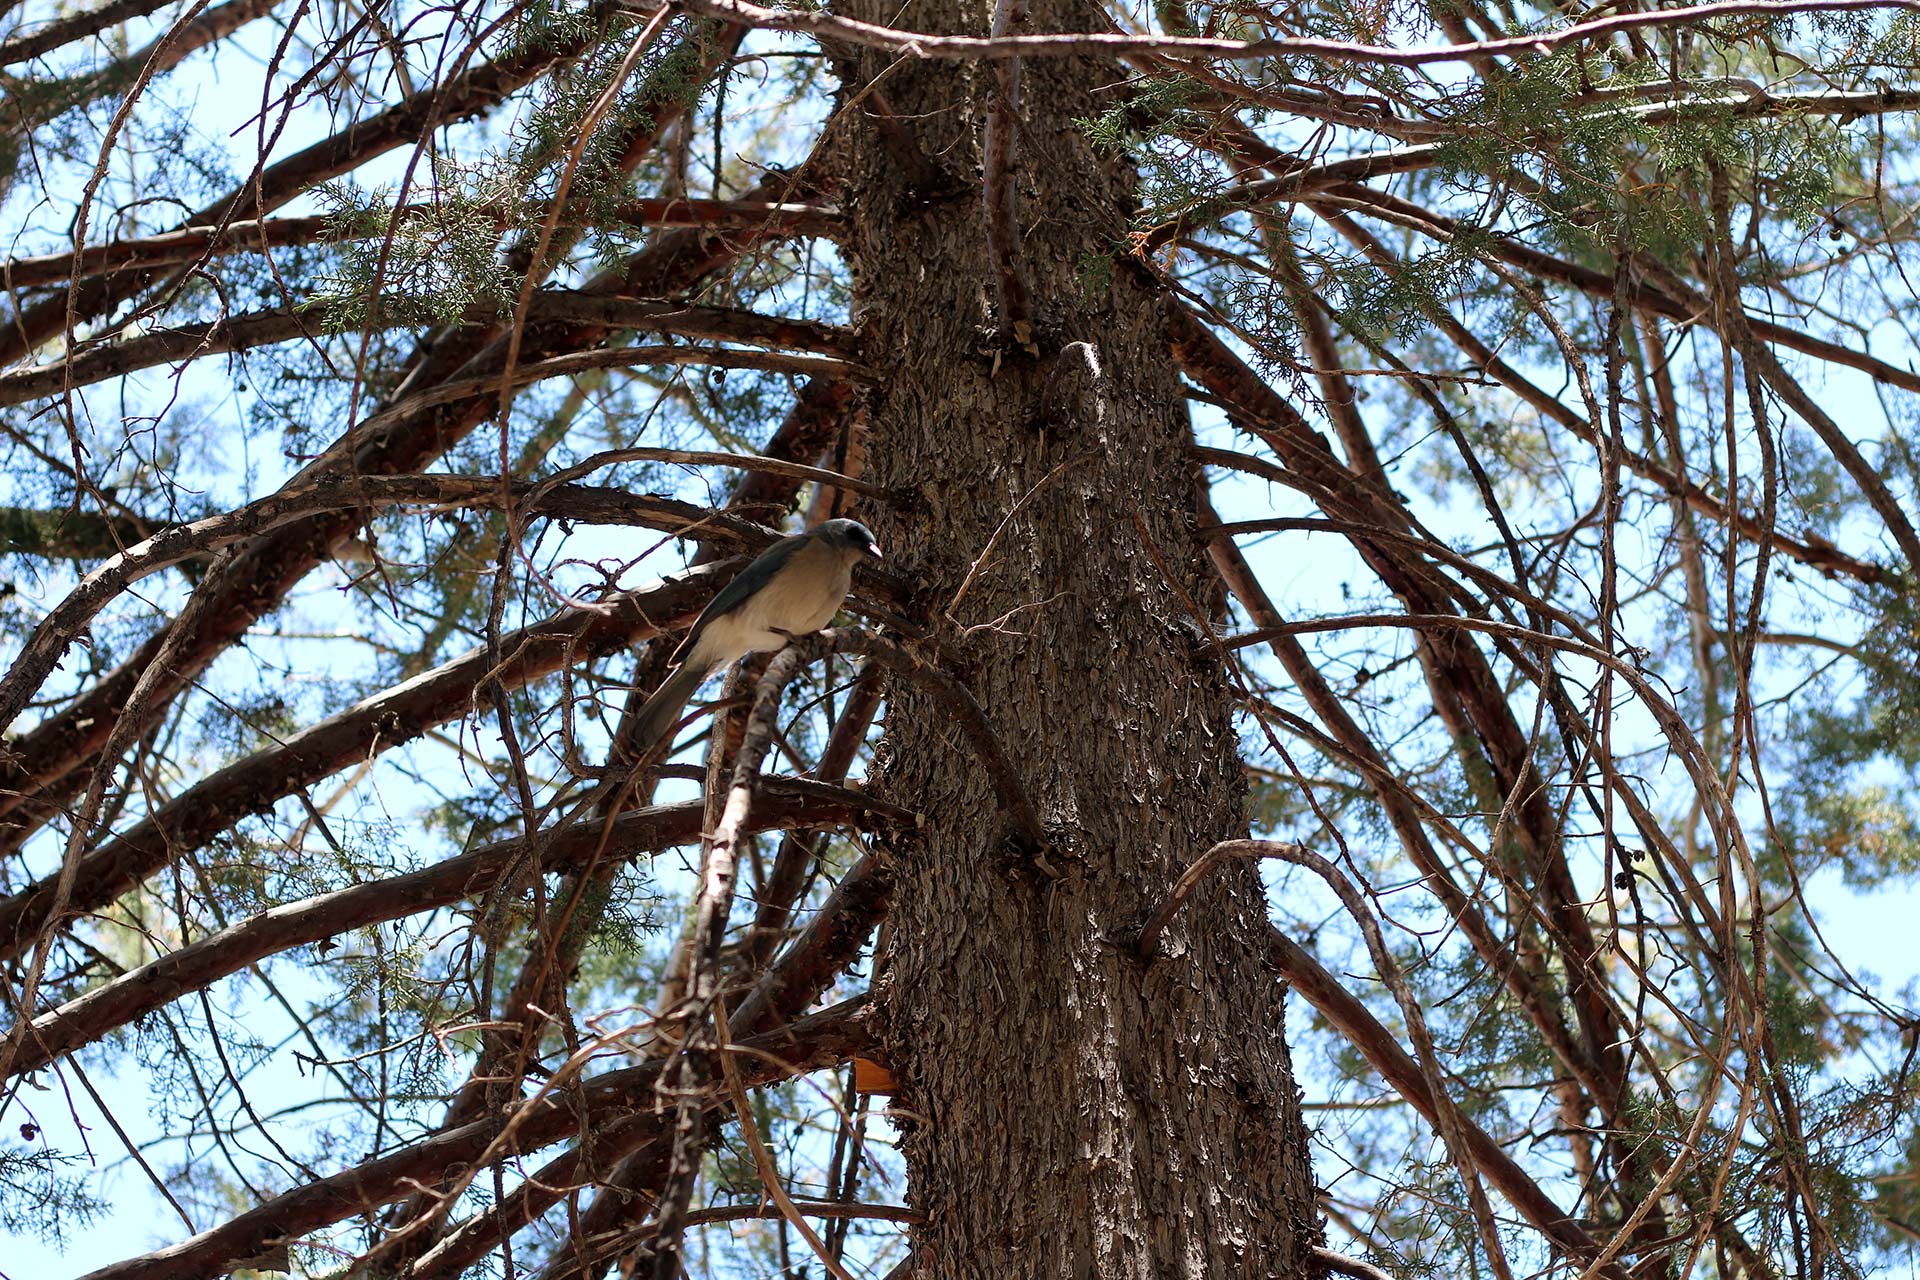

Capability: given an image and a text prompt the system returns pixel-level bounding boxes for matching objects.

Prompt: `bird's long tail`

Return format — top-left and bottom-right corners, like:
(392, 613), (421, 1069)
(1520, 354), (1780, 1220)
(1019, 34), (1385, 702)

(631, 662), (709, 757)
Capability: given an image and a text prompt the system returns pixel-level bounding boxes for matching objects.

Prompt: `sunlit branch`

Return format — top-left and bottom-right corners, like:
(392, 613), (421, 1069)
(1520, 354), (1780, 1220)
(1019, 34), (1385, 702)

(75, 1000), (872, 1280)
(649, 640), (814, 1274)
(0, 563), (751, 964)
(637, 0), (1920, 68)
(0, 299), (856, 408)
(5, 780), (883, 1078)
(0, 201), (840, 293)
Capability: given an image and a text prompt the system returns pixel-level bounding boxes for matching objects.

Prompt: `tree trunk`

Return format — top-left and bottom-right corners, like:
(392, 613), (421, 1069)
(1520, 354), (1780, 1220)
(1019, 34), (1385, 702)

(837, 6), (1324, 1274)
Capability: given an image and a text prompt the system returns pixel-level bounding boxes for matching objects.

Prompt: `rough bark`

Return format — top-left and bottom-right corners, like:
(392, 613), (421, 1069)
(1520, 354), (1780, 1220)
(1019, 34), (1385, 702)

(836, 2), (1322, 1272)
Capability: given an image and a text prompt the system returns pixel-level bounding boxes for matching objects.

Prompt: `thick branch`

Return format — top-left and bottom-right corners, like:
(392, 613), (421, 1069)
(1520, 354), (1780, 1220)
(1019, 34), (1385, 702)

(0, 0), (190, 66)
(1268, 927), (1616, 1270)
(0, 479), (800, 740)
(0, 566), (728, 963)
(1, 201), (839, 291)
(640, 0), (1920, 67)
(75, 1000), (872, 1280)
(6, 781), (884, 1078)
(0, 297), (856, 407)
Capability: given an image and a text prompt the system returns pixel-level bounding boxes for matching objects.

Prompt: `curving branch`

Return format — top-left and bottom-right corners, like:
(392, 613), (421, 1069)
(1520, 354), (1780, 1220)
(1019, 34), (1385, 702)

(1170, 303), (1637, 1122)
(0, 564), (727, 963)
(1, 201), (839, 292)
(6, 780), (885, 1078)
(638, 0), (1920, 68)
(74, 999), (873, 1280)
(1313, 208), (1890, 585)
(0, 298), (857, 408)
(1267, 927), (1618, 1271)
(1317, 181), (1920, 397)
(0, 161), (811, 852)
(810, 629), (1047, 851)
(0, 0), (196, 66)
(1195, 486), (1613, 1099)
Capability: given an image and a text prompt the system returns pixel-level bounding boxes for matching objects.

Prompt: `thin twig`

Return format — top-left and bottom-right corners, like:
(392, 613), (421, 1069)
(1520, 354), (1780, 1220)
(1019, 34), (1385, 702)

(713, 994), (859, 1280)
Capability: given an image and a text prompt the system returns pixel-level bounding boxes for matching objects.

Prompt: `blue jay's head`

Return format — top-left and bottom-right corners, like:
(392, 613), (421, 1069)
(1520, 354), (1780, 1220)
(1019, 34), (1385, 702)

(818, 518), (883, 560)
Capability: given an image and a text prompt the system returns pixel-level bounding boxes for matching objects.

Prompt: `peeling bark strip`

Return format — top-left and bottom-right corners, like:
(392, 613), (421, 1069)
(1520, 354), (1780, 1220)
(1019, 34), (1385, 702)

(836, 0), (1322, 1269)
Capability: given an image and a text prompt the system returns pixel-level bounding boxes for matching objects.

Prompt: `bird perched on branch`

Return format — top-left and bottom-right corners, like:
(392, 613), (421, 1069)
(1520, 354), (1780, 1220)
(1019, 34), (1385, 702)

(632, 517), (883, 754)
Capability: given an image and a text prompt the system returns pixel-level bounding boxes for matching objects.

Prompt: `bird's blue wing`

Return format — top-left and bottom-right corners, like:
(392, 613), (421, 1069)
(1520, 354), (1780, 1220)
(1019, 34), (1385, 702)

(671, 534), (806, 664)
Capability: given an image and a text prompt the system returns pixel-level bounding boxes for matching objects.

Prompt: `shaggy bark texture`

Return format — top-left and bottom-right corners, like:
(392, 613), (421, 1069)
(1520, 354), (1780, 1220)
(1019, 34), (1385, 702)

(836, 4), (1324, 1273)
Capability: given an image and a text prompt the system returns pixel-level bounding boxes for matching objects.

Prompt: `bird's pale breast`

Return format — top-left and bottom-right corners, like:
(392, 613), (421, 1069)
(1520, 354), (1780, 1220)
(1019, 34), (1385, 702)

(694, 540), (855, 664)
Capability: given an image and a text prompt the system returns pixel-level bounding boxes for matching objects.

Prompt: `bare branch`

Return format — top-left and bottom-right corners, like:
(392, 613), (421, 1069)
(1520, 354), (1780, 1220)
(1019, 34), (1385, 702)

(75, 1000), (873, 1280)
(0, 299), (858, 408)
(636, 0), (1920, 68)
(1268, 928), (1617, 1271)
(7, 780), (883, 1078)
(811, 629), (1048, 852)
(0, 563), (746, 963)
(0, 201), (839, 292)
(0, 0), (198, 67)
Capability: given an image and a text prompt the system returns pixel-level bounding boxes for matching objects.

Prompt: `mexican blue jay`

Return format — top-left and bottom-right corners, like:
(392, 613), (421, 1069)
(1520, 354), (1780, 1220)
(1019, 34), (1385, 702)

(632, 518), (883, 753)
